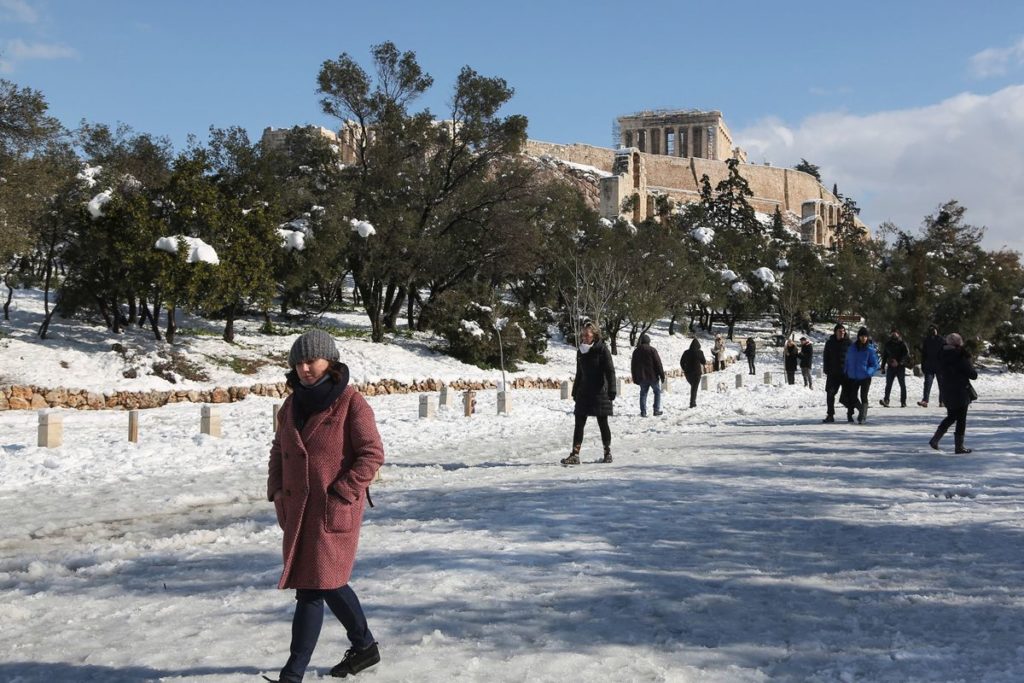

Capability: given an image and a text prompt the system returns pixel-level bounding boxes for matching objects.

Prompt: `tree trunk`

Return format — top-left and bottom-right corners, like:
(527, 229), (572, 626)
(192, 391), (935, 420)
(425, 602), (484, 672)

(223, 307), (235, 343)
(3, 274), (13, 321)
(96, 296), (114, 330)
(149, 299), (163, 341)
(382, 283), (406, 332)
(38, 261), (54, 339)
(668, 313), (677, 336)
(628, 323), (638, 347)
(406, 289), (416, 330)
(166, 305), (177, 344)
(127, 296), (137, 327)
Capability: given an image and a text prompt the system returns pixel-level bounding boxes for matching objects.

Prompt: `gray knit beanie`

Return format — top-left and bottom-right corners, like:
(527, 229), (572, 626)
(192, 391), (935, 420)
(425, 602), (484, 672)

(288, 329), (340, 367)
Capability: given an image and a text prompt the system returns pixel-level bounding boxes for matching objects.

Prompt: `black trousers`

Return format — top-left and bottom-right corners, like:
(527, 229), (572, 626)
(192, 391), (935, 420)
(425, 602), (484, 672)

(825, 374), (842, 416)
(573, 414), (610, 446)
(747, 357), (756, 374)
(844, 378), (872, 416)
(688, 380), (699, 407)
(934, 405), (969, 444)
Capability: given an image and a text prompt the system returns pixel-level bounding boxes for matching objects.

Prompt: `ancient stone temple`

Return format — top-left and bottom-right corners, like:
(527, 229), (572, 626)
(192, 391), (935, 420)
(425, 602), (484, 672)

(616, 109), (747, 163)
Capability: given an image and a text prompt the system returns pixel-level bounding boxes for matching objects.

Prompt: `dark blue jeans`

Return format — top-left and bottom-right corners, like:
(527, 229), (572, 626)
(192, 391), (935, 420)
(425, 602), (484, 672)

(922, 372), (936, 402)
(638, 381), (661, 415)
(280, 585), (375, 682)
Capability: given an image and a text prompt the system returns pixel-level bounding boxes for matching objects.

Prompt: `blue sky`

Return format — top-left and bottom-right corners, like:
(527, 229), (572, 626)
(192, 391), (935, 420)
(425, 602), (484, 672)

(4, 0), (1024, 252)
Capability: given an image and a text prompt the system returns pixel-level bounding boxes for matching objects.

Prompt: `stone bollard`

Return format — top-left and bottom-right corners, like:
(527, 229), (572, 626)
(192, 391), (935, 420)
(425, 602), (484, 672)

(735, 373), (744, 388)
(816, 368), (823, 379)
(560, 381), (571, 400)
(763, 372), (772, 385)
(37, 411), (63, 448)
(463, 390), (476, 417)
(497, 390), (511, 415)
(662, 377), (670, 393)
(700, 375), (709, 391)
(418, 394), (437, 419)
(439, 385), (456, 408)
(128, 410), (139, 443)
(273, 403), (281, 431)
(615, 378), (624, 396)
(201, 405), (222, 438)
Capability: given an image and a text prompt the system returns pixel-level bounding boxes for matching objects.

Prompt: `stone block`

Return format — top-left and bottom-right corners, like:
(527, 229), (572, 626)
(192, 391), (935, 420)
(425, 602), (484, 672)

(201, 405), (222, 438)
(38, 411), (63, 448)
(735, 373), (744, 388)
(463, 390), (476, 417)
(763, 372), (772, 385)
(700, 375), (709, 391)
(497, 391), (510, 415)
(439, 385), (456, 408)
(418, 394), (437, 419)
(560, 381), (571, 400)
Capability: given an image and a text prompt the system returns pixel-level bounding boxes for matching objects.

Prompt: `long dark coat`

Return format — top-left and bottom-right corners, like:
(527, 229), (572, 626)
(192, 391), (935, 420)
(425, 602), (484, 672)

(822, 334), (851, 377)
(784, 344), (799, 372)
(937, 345), (978, 409)
(799, 342), (813, 369)
(680, 340), (706, 385)
(572, 339), (616, 417)
(921, 333), (944, 374)
(881, 336), (910, 369)
(268, 386), (385, 589)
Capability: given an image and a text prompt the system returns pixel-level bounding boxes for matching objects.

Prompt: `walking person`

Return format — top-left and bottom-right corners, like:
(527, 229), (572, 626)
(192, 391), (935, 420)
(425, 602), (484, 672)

(680, 338), (707, 408)
(744, 337), (757, 375)
(267, 329), (385, 682)
(712, 334), (726, 372)
(822, 323), (851, 423)
(918, 324), (944, 407)
(562, 322), (616, 465)
(880, 327), (910, 407)
(929, 332), (978, 453)
(783, 339), (799, 385)
(799, 337), (814, 389)
(631, 333), (666, 417)
(841, 327), (880, 424)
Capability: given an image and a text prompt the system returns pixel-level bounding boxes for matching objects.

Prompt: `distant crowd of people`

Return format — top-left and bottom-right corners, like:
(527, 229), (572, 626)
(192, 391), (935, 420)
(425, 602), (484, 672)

(560, 321), (979, 466)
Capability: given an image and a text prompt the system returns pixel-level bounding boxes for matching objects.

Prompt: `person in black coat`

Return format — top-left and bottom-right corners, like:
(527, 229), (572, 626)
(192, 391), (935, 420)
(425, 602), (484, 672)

(918, 324), (944, 407)
(562, 322), (616, 465)
(783, 339), (799, 385)
(822, 323), (851, 423)
(744, 337), (757, 375)
(679, 338), (706, 408)
(799, 337), (814, 389)
(631, 333), (665, 417)
(880, 327), (910, 407)
(929, 333), (978, 453)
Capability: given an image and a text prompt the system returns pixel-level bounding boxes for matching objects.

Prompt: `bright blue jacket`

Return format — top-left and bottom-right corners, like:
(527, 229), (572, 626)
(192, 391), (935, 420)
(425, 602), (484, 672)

(844, 341), (879, 380)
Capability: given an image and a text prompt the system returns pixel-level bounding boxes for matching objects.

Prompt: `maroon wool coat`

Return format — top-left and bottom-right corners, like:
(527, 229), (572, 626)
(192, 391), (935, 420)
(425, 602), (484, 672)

(267, 386), (385, 589)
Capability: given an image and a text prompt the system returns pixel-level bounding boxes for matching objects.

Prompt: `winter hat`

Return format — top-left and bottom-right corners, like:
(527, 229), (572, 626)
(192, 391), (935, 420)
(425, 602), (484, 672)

(639, 333), (651, 345)
(288, 329), (340, 368)
(857, 326), (870, 338)
(946, 332), (963, 347)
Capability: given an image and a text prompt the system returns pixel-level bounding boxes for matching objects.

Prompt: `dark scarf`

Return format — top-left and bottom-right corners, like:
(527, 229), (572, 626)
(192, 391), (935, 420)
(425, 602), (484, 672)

(287, 362), (349, 430)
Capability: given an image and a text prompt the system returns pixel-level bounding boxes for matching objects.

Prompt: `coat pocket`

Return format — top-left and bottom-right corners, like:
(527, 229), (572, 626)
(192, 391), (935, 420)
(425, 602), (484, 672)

(273, 497), (286, 530)
(325, 493), (358, 533)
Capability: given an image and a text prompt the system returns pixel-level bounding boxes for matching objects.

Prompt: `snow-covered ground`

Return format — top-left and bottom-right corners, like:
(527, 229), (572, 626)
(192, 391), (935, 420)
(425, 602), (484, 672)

(2, 290), (1024, 682)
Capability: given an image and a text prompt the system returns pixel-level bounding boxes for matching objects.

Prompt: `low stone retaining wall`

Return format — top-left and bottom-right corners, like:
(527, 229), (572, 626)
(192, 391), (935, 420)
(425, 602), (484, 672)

(0, 377), (567, 411)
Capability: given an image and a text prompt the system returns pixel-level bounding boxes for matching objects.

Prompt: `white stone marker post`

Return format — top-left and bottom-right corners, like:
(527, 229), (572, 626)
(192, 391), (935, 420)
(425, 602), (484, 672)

(419, 394), (437, 419)
(128, 410), (139, 443)
(463, 390), (476, 417)
(497, 390), (511, 415)
(735, 373), (744, 388)
(439, 385), (456, 408)
(560, 381), (571, 400)
(38, 411), (63, 448)
(201, 405), (222, 438)
(273, 403), (281, 432)
(700, 375), (710, 391)
(763, 372), (772, 385)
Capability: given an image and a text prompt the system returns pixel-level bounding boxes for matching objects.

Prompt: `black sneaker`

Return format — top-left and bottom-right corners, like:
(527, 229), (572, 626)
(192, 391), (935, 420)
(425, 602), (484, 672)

(653, 410), (663, 416)
(822, 415), (835, 423)
(330, 642), (380, 678)
(879, 398), (889, 407)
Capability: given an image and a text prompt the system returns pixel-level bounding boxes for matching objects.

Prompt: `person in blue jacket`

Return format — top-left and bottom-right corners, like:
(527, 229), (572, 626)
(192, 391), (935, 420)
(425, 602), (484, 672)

(841, 326), (880, 424)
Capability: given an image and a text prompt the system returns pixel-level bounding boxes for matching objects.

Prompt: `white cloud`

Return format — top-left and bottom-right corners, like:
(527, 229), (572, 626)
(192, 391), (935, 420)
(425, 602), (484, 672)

(969, 37), (1024, 78)
(735, 85), (1024, 255)
(0, 38), (77, 73)
(0, 0), (39, 23)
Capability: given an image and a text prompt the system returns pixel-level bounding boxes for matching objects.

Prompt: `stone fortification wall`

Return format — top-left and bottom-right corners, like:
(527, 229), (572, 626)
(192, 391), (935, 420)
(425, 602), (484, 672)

(525, 139), (840, 216)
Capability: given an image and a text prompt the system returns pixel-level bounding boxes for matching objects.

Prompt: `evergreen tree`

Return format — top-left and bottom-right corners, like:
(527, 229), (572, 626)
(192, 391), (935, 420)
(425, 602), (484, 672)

(794, 158), (821, 182)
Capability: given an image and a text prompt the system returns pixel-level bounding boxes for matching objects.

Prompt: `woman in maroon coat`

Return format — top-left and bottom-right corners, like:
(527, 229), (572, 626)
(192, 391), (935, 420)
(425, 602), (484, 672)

(267, 329), (385, 682)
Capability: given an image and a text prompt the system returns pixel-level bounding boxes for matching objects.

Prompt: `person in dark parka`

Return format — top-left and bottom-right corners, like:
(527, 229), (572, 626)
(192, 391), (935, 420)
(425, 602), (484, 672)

(929, 332), (978, 453)
(783, 339), (799, 385)
(822, 323), (851, 423)
(679, 338), (707, 408)
(879, 327), (910, 407)
(918, 324), (944, 407)
(799, 337), (814, 389)
(631, 333), (665, 417)
(744, 337), (757, 375)
(562, 322), (616, 465)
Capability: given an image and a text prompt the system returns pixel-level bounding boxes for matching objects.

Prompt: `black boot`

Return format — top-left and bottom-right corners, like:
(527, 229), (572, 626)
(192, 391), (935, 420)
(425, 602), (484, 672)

(954, 435), (972, 454)
(857, 405), (867, 424)
(600, 444), (612, 463)
(822, 415), (835, 423)
(330, 642), (380, 678)
(561, 444), (581, 466)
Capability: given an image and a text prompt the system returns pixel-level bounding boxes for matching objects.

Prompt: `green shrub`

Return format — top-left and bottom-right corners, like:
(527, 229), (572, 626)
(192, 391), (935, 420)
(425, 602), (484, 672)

(435, 292), (548, 370)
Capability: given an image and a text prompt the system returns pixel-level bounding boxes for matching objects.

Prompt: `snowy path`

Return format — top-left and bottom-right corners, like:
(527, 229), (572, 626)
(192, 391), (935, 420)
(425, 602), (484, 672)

(2, 381), (1024, 682)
